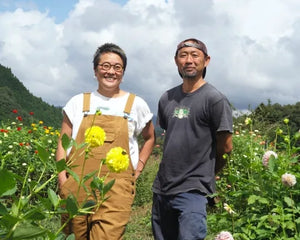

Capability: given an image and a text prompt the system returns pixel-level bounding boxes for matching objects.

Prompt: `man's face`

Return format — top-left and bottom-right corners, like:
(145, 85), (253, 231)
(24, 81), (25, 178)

(175, 41), (210, 79)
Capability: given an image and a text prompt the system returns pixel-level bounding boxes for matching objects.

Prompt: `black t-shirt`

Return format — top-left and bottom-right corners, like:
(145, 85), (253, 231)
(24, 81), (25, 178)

(152, 83), (233, 196)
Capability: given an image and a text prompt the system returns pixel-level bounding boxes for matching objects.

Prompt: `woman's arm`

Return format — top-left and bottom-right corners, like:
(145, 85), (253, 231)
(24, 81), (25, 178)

(135, 120), (155, 179)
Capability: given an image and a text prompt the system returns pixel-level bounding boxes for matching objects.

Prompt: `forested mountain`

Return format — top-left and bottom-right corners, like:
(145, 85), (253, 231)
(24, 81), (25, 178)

(0, 64), (62, 128)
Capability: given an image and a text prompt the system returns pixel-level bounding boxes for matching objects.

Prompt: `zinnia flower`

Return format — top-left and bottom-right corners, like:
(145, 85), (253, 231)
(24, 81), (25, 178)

(224, 203), (235, 214)
(106, 147), (129, 173)
(215, 231), (234, 240)
(281, 173), (296, 187)
(262, 150), (278, 167)
(85, 126), (106, 148)
(245, 117), (252, 125)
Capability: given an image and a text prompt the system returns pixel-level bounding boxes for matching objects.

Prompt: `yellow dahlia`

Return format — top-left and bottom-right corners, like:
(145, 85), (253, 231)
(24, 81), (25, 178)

(106, 147), (129, 173)
(84, 126), (106, 148)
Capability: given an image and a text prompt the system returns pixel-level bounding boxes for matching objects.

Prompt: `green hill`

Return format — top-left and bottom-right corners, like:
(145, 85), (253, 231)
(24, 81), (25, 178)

(0, 64), (62, 128)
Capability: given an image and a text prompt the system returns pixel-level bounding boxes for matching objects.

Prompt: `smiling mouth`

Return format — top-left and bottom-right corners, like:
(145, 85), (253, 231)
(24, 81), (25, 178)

(104, 77), (116, 81)
(184, 67), (195, 71)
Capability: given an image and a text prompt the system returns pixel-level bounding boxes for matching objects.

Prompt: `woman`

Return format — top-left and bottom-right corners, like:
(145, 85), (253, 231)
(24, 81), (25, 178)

(56, 43), (155, 239)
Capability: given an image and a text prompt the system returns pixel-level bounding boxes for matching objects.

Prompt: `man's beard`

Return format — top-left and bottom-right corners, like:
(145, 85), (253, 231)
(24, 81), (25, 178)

(181, 70), (197, 79)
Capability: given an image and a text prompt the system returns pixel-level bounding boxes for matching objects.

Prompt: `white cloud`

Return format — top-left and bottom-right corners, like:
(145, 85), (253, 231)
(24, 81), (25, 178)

(0, 0), (299, 113)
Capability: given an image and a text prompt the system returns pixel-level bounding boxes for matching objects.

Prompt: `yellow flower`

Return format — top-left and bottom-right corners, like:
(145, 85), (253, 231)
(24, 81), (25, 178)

(283, 118), (289, 124)
(106, 147), (129, 173)
(85, 126), (106, 148)
(39, 121), (43, 125)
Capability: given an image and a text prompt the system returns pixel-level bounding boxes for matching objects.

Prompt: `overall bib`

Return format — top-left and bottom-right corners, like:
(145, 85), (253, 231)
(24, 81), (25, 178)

(60, 93), (136, 240)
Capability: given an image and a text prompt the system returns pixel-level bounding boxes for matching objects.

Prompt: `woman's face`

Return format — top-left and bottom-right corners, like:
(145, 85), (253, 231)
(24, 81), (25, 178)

(94, 52), (124, 92)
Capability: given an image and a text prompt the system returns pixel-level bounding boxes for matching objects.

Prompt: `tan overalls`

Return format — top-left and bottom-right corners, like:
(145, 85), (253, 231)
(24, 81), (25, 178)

(60, 93), (136, 240)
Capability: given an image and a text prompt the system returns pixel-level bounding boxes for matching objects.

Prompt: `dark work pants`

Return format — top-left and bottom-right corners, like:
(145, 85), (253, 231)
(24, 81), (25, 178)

(151, 191), (207, 240)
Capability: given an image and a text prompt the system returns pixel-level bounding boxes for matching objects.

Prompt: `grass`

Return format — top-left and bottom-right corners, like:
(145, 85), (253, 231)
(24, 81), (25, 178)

(124, 203), (154, 240)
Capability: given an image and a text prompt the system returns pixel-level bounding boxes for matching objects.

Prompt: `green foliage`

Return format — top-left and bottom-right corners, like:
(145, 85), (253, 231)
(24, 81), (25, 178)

(207, 117), (300, 239)
(0, 64), (62, 128)
(235, 100), (300, 147)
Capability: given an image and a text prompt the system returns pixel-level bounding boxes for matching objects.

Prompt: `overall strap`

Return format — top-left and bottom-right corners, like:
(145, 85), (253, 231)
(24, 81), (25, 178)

(124, 93), (136, 117)
(82, 92), (91, 113)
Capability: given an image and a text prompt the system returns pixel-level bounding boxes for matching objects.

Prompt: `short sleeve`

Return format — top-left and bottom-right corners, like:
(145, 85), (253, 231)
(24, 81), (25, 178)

(132, 95), (153, 135)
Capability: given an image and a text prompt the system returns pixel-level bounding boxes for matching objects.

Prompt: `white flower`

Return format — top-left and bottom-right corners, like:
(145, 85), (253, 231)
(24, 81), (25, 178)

(282, 173), (297, 187)
(215, 231), (234, 240)
(224, 203), (235, 214)
(22, 163), (27, 166)
(262, 150), (278, 167)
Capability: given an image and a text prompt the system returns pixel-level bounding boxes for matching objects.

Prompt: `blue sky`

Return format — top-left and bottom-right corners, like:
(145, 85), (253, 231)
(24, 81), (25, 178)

(0, 0), (127, 22)
(0, 0), (299, 113)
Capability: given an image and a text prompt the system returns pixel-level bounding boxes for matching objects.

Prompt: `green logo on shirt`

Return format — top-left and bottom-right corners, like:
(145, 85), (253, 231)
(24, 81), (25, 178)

(173, 107), (190, 119)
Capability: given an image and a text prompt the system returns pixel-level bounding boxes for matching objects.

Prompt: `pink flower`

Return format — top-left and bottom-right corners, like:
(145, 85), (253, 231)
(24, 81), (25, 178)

(262, 150), (277, 167)
(215, 231), (234, 240)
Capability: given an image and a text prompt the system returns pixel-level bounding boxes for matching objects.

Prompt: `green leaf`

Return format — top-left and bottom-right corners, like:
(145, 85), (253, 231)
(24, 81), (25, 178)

(284, 196), (294, 207)
(67, 169), (80, 183)
(0, 168), (16, 197)
(12, 223), (46, 239)
(56, 159), (67, 173)
(62, 133), (72, 151)
(248, 195), (258, 205)
(23, 208), (46, 220)
(267, 155), (276, 172)
(0, 202), (8, 215)
(103, 179), (115, 196)
(37, 144), (50, 164)
(257, 197), (269, 205)
(82, 170), (97, 183)
(66, 195), (78, 217)
(66, 233), (76, 240)
(48, 188), (59, 208)
(81, 200), (96, 210)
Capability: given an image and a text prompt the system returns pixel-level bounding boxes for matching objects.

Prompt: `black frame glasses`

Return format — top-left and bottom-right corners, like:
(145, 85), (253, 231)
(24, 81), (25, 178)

(98, 62), (123, 72)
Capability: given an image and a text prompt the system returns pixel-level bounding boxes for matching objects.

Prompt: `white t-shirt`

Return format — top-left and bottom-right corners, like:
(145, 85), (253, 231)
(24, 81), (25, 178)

(63, 91), (153, 169)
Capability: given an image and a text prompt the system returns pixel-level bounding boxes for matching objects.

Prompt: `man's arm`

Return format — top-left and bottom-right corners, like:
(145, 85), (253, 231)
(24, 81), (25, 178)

(56, 112), (72, 188)
(135, 120), (156, 179)
(215, 131), (233, 174)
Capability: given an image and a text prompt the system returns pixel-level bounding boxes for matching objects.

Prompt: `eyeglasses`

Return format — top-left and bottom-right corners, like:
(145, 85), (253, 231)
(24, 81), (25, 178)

(98, 62), (123, 72)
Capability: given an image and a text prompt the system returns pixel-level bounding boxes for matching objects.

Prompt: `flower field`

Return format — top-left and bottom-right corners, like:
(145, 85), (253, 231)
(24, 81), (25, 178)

(206, 117), (300, 239)
(0, 109), (299, 239)
(0, 110), (130, 239)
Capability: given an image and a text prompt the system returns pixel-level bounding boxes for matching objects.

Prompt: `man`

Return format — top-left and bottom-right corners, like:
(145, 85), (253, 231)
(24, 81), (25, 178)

(151, 38), (233, 240)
